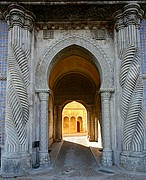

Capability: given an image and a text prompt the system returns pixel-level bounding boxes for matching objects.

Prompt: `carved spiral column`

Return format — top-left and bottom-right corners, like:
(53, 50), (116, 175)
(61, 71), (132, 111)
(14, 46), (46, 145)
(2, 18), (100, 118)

(1, 4), (35, 177)
(114, 4), (146, 172)
(39, 91), (50, 166)
(100, 89), (113, 167)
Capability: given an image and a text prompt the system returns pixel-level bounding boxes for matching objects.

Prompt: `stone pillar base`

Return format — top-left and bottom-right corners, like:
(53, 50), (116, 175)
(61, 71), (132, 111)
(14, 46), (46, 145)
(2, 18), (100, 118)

(39, 152), (50, 167)
(101, 149), (113, 167)
(120, 152), (146, 172)
(1, 153), (31, 178)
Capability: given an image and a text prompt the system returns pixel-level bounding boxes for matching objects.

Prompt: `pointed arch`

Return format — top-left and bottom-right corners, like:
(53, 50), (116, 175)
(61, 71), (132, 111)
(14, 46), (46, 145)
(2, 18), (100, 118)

(35, 35), (113, 91)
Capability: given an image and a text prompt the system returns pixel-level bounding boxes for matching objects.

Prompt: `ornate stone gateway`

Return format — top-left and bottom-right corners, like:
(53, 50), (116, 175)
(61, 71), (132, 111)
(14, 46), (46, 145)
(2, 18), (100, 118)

(0, 1), (146, 177)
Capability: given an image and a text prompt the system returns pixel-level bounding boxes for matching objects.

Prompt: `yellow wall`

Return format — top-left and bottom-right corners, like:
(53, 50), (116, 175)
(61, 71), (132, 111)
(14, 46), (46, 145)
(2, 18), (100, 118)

(62, 101), (87, 135)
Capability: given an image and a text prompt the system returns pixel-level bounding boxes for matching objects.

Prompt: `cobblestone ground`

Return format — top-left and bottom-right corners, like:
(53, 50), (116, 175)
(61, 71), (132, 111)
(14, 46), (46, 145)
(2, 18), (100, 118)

(1, 136), (146, 180)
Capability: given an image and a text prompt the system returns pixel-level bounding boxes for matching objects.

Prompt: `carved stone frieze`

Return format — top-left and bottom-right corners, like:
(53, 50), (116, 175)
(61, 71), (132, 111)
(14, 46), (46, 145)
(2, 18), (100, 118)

(36, 21), (113, 31)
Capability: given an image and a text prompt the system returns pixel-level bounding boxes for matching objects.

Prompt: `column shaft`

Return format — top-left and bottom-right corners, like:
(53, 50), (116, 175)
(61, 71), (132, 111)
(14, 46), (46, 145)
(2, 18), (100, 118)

(56, 106), (62, 141)
(100, 90), (113, 166)
(39, 92), (50, 166)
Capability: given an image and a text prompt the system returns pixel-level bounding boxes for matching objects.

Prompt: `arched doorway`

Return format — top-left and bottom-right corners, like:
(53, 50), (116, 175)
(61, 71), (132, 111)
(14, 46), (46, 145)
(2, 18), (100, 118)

(36, 35), (114, 167)
(62, 101), (87, 136)
(49, 45), (101, 142)
(77, 121), (80, 132)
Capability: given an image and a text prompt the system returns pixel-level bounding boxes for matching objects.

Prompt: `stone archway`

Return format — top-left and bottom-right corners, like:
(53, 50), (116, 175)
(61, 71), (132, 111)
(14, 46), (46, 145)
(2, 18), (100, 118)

(36, 35), (113, 90)
(36, 35), (114, 167)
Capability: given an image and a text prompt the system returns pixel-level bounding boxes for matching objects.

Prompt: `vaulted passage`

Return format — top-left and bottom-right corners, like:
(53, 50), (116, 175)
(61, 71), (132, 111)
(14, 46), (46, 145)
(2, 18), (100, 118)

(49, 45), (101, 143)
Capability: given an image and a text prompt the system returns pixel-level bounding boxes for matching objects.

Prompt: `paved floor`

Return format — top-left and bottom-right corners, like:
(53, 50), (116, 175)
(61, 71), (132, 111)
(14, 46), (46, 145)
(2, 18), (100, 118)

(1, 136), (146, 180)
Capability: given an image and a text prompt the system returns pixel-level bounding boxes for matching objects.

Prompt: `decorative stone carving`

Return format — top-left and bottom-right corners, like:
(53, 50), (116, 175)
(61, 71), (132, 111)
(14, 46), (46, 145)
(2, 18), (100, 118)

(38, 91), (50, 166)
(1, 4), (35, 177)
(36, 35), (113, 90)
(100, 89), (114, 167)
(123, 4), (143, 28)
(36, 21), (113, 31)
(114, 3), (146, 172)
(119, 45), (145, 171)
(114, 3), (144, 58)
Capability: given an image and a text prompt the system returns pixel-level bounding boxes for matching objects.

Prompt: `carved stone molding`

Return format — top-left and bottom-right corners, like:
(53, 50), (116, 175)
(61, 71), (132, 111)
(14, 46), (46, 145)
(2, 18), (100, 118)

(36, 21), (113, 31)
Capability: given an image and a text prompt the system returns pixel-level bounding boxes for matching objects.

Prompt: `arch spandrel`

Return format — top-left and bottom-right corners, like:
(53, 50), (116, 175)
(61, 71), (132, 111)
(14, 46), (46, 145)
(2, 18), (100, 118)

(35, 35), (113, 90)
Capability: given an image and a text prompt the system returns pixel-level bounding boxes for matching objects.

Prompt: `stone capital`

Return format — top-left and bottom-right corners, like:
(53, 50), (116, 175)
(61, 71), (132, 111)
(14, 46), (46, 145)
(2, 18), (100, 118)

(100, 88), (114, 100)
(113, 10), (124, 31)
(123, 4), (144, 28)
(4, 4), (35, 31)
(39, 91), (49, 101)
(114, 3), (144, 30)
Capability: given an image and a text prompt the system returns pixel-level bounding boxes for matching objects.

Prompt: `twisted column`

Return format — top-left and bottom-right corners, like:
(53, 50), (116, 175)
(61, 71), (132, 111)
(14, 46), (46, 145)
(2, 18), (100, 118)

(100, 89), (114, 167)
(114, 3), (146, 172)
(120, 45), (144, 153)
(2, 4), (35, 177)
(39, 91), (50, 166)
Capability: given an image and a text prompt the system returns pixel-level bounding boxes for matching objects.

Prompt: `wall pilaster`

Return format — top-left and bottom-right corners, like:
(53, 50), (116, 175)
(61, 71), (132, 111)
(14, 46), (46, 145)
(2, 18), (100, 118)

(1, 4), (35, 177)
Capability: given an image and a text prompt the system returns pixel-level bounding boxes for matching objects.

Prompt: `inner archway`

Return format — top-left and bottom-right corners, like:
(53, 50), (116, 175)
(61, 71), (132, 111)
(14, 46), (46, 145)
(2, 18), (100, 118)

(62, 101), (87, 136)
